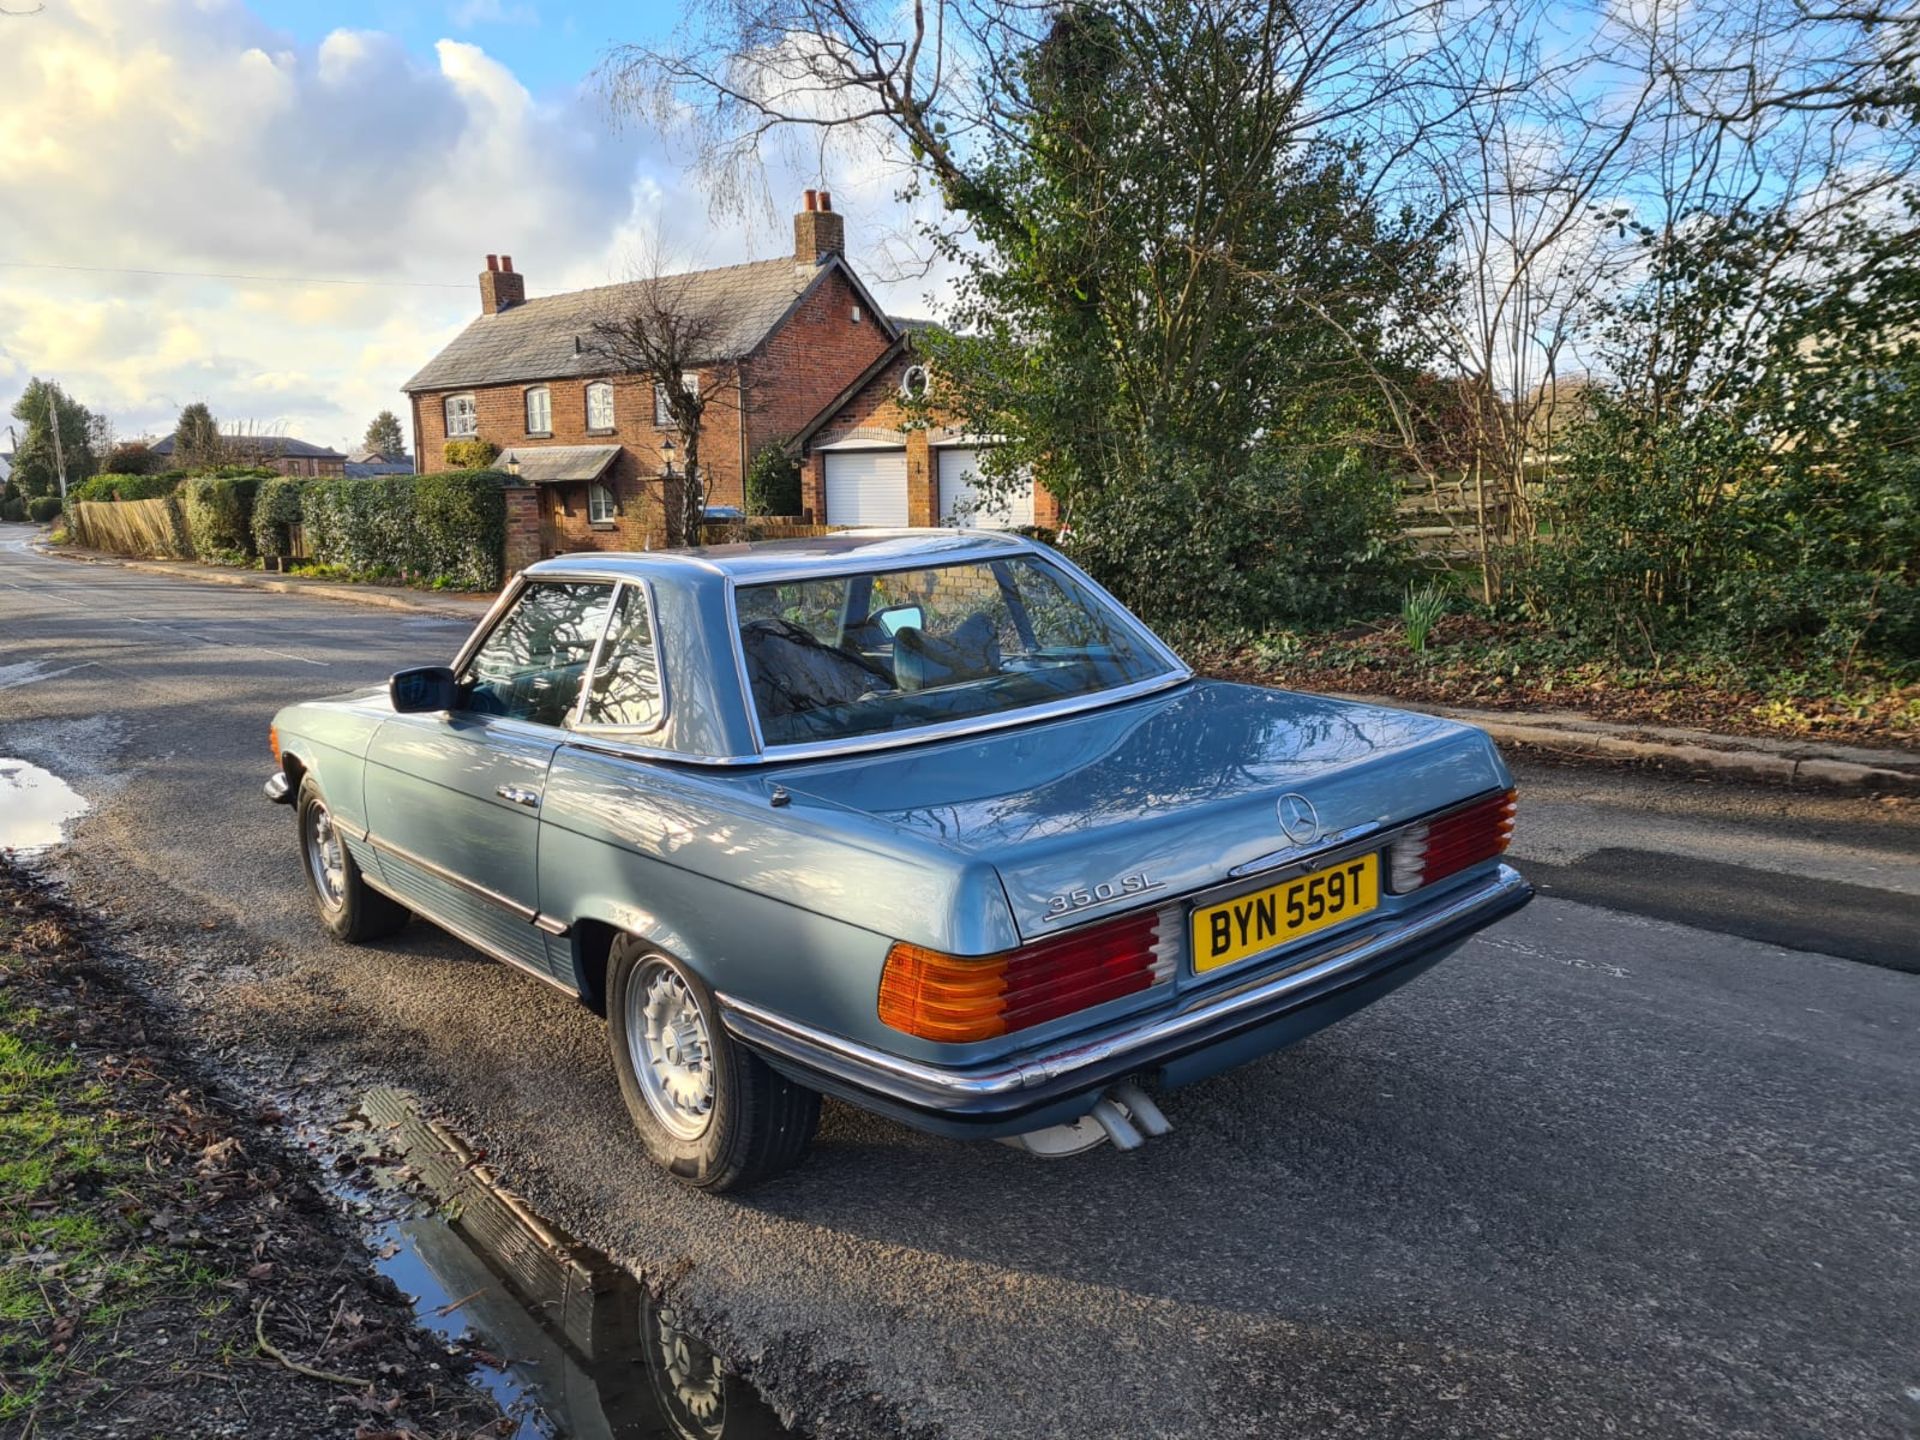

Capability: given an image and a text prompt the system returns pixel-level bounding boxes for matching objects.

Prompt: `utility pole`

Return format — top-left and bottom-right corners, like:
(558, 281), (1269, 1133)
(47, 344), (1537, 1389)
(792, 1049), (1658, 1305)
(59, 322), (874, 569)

(45, 384), (68, 499)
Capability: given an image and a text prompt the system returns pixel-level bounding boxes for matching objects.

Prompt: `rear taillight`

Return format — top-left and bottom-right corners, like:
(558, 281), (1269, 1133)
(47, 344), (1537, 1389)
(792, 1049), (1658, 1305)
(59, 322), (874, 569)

(1387, 789), (1516, 893)
(879, 906), (1180, 1043)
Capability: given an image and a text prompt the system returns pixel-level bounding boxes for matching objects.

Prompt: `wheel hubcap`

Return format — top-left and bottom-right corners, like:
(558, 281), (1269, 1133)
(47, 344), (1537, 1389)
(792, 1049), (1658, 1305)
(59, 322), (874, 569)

(627, 960), (715, 1140)
(305, 802), (347, 910)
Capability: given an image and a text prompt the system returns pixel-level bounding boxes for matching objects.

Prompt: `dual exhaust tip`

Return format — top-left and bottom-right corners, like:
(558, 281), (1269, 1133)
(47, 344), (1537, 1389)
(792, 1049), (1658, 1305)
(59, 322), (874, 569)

(1000, 1082), (1173, 1158)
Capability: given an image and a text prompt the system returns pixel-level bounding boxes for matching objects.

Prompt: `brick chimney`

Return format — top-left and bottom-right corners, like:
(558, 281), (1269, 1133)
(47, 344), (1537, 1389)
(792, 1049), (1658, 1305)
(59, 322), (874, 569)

(480, 253), (525, 314)
(794, 189), (845, 265)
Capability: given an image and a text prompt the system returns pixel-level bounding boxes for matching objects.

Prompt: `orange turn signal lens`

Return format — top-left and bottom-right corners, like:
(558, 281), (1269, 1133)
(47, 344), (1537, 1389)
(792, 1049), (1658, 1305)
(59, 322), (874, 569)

(268, 723), (281, 764)
(878, 908), (1179, 1044)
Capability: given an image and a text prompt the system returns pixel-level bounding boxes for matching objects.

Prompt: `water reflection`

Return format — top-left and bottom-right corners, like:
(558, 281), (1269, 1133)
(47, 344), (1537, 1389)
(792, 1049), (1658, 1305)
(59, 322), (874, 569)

(0, 758), (88, 852)
(342, 1088), (798, 1440)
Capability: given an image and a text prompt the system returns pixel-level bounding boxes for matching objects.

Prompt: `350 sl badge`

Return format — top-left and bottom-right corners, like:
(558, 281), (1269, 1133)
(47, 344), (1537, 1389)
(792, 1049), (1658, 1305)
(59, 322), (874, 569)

(1044, 870), (1164, 920)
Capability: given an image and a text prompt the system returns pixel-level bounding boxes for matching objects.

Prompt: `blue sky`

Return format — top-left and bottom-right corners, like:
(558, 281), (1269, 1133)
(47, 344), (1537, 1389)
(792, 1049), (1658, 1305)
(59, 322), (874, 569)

(0, 0), (931, 455)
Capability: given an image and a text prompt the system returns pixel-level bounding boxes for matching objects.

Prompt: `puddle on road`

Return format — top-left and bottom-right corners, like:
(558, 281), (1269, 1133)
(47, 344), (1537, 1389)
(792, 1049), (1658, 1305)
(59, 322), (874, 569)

(0, 757), (88, 852)
(316, 1087), (800, 1440)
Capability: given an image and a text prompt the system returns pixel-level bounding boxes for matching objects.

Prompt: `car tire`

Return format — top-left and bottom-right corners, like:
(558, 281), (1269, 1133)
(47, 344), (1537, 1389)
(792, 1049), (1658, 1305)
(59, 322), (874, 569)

(296, 775), (409, 943)
(605, 934), (820, 1192)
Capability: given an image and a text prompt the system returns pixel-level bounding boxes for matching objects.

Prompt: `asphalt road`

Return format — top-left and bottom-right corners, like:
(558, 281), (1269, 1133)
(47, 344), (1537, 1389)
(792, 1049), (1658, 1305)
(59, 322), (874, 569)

(3, 523), (1917, 1440)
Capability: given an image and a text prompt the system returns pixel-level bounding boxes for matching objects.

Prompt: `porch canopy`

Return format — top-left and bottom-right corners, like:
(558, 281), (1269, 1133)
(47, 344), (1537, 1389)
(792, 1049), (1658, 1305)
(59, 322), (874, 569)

(498, 445), (621, 484)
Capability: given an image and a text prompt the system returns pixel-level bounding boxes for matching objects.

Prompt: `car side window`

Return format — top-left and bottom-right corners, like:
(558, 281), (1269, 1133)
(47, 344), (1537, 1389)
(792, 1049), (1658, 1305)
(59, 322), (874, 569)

(581, 584), (663, 729)
(462, 582), (615, 727)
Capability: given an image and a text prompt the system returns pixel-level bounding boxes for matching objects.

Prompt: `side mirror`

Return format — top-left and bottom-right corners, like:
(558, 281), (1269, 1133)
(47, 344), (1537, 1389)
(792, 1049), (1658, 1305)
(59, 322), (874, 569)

(874, 604), (926, 637)
(390, 665), (459, 713)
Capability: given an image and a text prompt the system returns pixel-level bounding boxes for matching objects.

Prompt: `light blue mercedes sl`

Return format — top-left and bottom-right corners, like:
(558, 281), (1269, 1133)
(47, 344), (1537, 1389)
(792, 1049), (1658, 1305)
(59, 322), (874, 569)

(266, 531), (1530, 1190)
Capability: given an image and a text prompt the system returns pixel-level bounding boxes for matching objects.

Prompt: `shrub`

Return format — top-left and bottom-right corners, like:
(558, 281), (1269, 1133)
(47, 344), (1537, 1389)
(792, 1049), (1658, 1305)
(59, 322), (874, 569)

(1402, 578), (1450, 652)
(1064, 446), (1411, 633)
(745, 444), (802, 516)
(0, 497), (25, 522)
(26, 495), (61, 523)
(251, 476), (310, 557)
(103, 441), (160, 475)
(68, 471), (185, 503)
(302, 470), (507, 591)
(444, 437), (500, 471)
(181, 474), (261, 561)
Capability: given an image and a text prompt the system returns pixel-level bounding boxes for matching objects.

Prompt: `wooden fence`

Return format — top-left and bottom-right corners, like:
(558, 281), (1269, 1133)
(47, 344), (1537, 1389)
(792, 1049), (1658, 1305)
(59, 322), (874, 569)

(68, 498), (194, 560)
(695, 518), (838, 545)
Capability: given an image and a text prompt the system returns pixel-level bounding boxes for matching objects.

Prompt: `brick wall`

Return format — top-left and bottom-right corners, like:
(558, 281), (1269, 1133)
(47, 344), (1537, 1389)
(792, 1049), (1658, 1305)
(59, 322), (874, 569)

(743, 268), (892, 459)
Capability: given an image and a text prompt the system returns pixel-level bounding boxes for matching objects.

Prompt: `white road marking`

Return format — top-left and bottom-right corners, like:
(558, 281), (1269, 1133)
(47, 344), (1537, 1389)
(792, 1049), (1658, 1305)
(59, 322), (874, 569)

(0, 660), (100, 690)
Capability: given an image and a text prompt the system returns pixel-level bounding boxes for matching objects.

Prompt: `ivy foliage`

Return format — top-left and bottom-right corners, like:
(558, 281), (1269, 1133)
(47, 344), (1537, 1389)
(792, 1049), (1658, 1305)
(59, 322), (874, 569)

(181, 473), (269, 561)
(301, 470), (508, 591)
(444, 437), (500, 471)
(745, 444), (802, 516)
(251, 476), (311, 557)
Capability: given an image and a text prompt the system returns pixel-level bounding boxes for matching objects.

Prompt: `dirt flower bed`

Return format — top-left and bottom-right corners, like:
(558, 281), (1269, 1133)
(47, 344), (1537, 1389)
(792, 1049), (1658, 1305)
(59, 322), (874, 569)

(0, 861), (507, 1439)
(1188, 616), (1920, 751)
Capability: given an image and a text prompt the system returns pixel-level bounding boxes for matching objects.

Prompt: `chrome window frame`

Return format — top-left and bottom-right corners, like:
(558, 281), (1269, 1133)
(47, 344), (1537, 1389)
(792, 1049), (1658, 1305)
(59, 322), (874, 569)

(448, 575), (621, 730)
(725, 547), (1192, 763)
(569, 578), (671, 738)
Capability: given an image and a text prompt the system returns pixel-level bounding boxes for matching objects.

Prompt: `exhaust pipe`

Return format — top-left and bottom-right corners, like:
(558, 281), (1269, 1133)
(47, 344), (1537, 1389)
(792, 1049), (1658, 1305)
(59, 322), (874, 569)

(1109, 1082), (1171, 1137)
(1088, 1096), (1145, 1151)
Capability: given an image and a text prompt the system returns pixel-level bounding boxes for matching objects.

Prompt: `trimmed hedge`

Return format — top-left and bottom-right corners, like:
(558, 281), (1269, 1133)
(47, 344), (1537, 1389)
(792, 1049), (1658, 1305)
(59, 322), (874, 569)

(26, 495), (61, 523)
(251, 476), (311, 557)
(181, 474), (262, 561)
(68, 471), (185, 503)
(302, 470), (507, 590)
(1, 497), (27, 522)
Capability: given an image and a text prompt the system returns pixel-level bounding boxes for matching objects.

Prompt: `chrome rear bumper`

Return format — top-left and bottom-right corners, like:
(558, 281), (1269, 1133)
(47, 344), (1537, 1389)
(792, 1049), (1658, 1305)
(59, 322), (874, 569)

(718, 863), (1532, 1132)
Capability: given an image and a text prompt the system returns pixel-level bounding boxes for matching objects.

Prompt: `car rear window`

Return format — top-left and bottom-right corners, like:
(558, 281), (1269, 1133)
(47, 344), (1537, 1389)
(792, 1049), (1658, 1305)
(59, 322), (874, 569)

(734, 556), (1173, 747)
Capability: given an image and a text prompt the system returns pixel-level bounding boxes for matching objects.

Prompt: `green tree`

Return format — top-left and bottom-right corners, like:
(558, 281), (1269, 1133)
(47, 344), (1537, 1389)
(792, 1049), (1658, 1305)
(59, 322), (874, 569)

(8, 379), (97, 500)
(363, 410), (406, 459)
(173, 402), (221, 471)
(1534, 193), (1920, 662)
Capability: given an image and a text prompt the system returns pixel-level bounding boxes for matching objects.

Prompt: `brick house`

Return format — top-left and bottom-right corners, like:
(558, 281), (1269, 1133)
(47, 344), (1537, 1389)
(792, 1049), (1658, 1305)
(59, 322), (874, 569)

(795, 337), (1059, 531)
(148, 435), (347, 478)
(402, 192), (897, 555)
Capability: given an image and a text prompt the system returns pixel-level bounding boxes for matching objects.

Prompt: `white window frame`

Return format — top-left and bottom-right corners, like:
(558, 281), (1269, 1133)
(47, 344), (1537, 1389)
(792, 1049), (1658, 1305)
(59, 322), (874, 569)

(586, 381), (615, 432)
(525, 385), (552, 435)
(587, 480), (617, 524)
(653, 373), (697, 427)
(444, 393), (478, 438)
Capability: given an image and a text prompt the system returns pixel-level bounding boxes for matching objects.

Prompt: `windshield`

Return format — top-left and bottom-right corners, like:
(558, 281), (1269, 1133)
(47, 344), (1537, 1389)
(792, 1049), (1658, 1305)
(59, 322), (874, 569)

(734, 555), (1175, 747)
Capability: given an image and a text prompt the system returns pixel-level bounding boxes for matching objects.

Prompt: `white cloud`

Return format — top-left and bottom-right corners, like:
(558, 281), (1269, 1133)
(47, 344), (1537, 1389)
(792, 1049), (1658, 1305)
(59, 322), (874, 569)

(0, 0), (944, 455)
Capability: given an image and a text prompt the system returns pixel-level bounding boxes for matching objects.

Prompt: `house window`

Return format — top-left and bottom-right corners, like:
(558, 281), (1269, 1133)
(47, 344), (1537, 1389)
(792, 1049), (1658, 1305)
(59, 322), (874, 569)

(586, 381), (615, 432)
(525, 386), (552, 435)
(653, 373), (697, 427)
(444, 393), (477, 437)
(588, 481), (617, 525)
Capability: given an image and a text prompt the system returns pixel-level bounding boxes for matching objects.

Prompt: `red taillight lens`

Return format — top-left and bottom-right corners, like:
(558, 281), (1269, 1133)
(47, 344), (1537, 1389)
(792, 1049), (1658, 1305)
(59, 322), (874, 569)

(1387, 788), (1516, 894)
(879, 907), (1180, 1043)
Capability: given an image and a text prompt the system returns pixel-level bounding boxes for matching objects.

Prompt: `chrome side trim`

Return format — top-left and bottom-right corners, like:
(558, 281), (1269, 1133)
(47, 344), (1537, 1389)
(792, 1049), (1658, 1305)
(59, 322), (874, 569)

(749, 670), (1195, 765)
(717, 865), (1531, 1108)
(366, 833), (538, 922)
(360, 872), (577, 996)
(532, 913), (571, 937)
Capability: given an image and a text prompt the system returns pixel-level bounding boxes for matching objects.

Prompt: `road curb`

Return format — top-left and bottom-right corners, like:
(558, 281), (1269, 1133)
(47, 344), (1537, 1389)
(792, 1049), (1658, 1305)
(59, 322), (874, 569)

(35, 544), (491, 621)
(1465, 717), (1918, 795)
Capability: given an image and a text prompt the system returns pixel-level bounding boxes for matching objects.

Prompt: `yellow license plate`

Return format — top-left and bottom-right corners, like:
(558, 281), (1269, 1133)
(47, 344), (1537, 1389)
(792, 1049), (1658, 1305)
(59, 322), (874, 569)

(1191, 853), (1381, 973)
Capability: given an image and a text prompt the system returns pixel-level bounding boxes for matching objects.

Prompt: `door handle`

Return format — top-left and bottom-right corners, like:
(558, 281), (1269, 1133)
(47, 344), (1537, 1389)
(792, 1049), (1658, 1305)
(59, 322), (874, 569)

(496, 785), (542, 809)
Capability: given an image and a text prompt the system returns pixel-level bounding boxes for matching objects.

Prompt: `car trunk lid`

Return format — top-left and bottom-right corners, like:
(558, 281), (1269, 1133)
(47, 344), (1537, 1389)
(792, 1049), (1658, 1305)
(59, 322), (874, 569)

(773, 680), (1508, 941)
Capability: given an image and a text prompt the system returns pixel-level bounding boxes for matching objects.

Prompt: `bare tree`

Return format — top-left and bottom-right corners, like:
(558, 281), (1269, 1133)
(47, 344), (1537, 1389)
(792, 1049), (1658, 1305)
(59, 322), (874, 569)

(583, 244), (746, 547)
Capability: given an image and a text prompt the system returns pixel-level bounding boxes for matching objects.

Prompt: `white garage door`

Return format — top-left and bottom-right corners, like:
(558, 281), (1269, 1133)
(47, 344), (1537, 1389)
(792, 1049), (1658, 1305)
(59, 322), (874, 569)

(937, 448), (1033, 529)
(824, 449), (909, 526)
